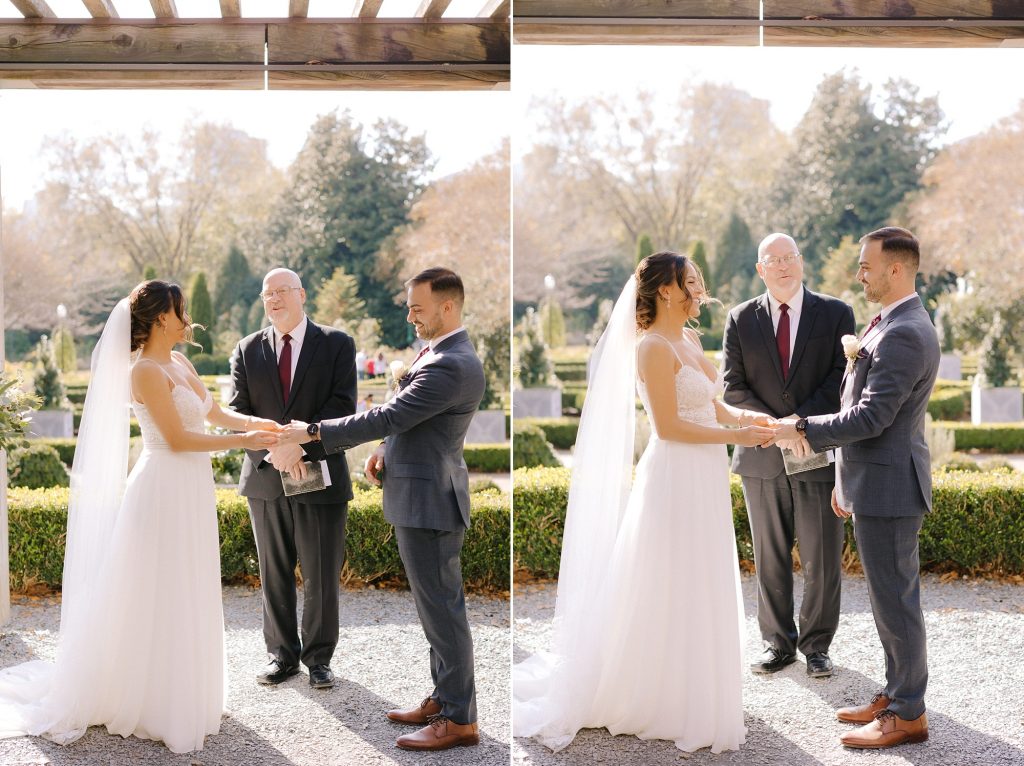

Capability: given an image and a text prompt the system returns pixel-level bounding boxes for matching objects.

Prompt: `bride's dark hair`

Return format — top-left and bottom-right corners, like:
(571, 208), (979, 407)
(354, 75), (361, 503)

(128, 280), (199, 352)
(634, 251), (714, 331)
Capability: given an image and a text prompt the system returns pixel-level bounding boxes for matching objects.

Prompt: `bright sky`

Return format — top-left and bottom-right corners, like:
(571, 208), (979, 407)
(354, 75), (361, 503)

(0, 89), (510, 210)
(514, 45), (1024, 155)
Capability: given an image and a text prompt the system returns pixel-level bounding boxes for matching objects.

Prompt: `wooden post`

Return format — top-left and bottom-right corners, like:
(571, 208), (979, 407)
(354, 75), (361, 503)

(0, 160), (10, 625)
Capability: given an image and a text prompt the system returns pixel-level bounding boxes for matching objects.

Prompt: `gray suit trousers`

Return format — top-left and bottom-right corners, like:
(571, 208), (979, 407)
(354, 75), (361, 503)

(853, 514), (928, 719)
(248, 496), (348, 668)
(394, 525), (477, 724)
(742, 474), (844, 656)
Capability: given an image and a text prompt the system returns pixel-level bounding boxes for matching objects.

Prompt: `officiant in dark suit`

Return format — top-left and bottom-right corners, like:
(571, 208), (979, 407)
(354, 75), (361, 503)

(722, 233), (855, 678)
(229, 268), (357, 690)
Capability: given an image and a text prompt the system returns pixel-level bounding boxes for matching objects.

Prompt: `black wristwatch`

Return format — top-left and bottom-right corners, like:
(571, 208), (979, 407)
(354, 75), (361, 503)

(306, 422), (321, 442)
(795, 417), (808, 435)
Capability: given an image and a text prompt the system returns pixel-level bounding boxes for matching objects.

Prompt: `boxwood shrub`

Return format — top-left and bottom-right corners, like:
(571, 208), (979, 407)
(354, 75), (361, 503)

(512, 422), (560, 469)
(513, 466), (1024, 577)
(928, 388), (968, 421)
(464, 444), (510, 473)
(7, 485), (510, 592)
(935, 421), (1024, 452)
(518, 417), (580, 450)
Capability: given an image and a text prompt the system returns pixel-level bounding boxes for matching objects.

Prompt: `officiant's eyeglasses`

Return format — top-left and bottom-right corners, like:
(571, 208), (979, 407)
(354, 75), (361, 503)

(759, 253), (801, 268)
(260, 286), (301, 301)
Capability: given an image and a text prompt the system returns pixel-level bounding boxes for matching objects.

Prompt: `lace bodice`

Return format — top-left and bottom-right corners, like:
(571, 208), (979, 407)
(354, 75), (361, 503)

(637, 361), (722, 430)
(133, 385), (213, 448)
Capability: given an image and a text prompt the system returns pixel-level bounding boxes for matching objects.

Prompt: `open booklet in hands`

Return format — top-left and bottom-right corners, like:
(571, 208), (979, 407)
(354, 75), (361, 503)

(281, 460), (333, 496)
(781, 447), (834, 476)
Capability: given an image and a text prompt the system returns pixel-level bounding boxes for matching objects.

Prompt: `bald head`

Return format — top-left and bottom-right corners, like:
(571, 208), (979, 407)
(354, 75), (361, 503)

(263, 268), (302, 290)
(755, 232), (804, 303)
(757, 233), (798, 262)
(262, 267), (306, 334)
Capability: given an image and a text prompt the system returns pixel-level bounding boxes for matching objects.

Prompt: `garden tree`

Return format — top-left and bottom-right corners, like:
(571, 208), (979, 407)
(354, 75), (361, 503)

(636, 233), (653, 265)
(478, 322), (510, 410)
(313, 266), (367, 329)
(772, 71), (945, 274)
(690, 240), (713, 328)
(213, 245), (261, 333)
(516, 308), (552, 388)
(43, 122), (279, 284)
(532, 84), (782, 258)
(188, 272), (214, 356)
(539, 296), (566, 349)
(267, 111), (433, 347)
(33, 336), (66, 409)
(52, 325), (76, 373)
(979, 312), (1014, 388)
(386, 142), (509, 339)
(714, 212), (757, 305)
(144, 266), (157, 280)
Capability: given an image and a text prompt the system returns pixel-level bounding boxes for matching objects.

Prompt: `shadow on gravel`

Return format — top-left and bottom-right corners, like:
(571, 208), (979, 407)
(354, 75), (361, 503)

(0, 633), (43, 666)
(795, 666), (1024, 765)
(514, 715), (823, 766)
(302, 676), (508, 765)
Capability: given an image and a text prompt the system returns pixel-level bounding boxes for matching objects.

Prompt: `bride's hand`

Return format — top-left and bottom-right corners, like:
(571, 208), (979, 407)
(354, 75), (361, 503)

(735, 425), (777, 448)
(247, 416), (283, 432)
(243, 430), (279, 449)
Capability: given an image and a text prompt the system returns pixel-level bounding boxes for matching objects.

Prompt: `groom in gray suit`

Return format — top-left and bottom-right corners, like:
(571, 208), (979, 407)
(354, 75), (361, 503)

(775, 227), (939, 749)
(278, 267), (485, 752)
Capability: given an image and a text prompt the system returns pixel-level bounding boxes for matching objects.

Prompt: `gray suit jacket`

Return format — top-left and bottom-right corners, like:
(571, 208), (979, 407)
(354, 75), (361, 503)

(318, 329), (485, 532)
(804, 296), (940, 517)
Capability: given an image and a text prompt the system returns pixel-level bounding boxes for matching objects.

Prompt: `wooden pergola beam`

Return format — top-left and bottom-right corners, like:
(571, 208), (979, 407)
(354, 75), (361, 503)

(417, 0), (452, 19)
(10, 0), (56, 19)
(353, 0), (383, 19)
(764, 2), (1024, 19)
(83, 0), (119, 19)
(219, 1), (241, 19)
(149, 1), (179, 19)
(289, 0), (309, 19)
(514, 0), (759, 18)
(269, 66), (508, 90)
(481, 0), (509, 20)
(763, 19), (1024, 47)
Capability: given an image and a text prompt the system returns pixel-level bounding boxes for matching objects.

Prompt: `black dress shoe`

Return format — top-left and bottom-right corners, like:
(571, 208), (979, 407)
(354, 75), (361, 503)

(257, 659), (300, 685)
(750, 647), (797, 674)
(805, 651), (834, 677)
(308, 664), (335, 689)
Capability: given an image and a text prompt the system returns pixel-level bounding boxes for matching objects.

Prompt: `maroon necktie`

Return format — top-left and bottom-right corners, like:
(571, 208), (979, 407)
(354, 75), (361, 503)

(411, 345), (431, 367)
(863, 314), (882, 338)
(278, 333), (292, 397)
(776, 304), (791, 380)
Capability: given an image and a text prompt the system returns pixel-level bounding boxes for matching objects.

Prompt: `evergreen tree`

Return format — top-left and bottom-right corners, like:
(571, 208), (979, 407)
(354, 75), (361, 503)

(313, 266), (367, 328)
(268, 112), (433, 347)
(689, 240), (713, 328)
(539, 296), (566, 349)
(516, 308), (552, 388)
(714, 212), (757, 303)
(33, 335), (67, 410)
(636, 233), (654, 265)
(52, 325), (77, 373)
(188, 272), (214, 356)
(214, 246), (260, 327)
(143, 265), (158, 280)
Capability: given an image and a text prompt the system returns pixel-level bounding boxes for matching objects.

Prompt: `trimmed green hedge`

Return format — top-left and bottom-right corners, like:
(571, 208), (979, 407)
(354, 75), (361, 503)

(463, 444), (510, 473)
(513, 422), (559, 469)
(514, 466), (1024, 577)
(560, 387), (587, 413)
(553, 361), (587, 383)
(935, 421), (1024, 452)
(928, 388), (967, 421)
(518, 417), (580, 450)
(27, 437), (77, 466)
(7, 486), (510, 592)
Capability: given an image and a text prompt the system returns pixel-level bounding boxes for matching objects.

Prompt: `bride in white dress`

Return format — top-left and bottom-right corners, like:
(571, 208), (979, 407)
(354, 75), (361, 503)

(0, 280), (279, 754)
(514, 252), (777, 753)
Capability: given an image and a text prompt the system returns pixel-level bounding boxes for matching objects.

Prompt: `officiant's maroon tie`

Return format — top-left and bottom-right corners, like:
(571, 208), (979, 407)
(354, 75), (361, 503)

(777, 303), (791, 379)
(278, 333), (292, 395)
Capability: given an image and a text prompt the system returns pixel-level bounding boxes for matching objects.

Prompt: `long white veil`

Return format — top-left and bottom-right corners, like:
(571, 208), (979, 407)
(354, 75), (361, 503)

(513, 276), (638, 750)
(0, 298), (131, 742)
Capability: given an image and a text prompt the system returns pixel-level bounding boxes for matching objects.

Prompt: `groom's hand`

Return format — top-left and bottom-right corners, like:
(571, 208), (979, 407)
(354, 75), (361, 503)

(831, 487), (851, 519)
(364, 443), (385, 486)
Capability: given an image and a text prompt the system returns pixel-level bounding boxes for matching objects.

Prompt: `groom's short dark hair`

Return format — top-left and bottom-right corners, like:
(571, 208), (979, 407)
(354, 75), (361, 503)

(861, 227), (920, 272)
(406, 267), (465, 307)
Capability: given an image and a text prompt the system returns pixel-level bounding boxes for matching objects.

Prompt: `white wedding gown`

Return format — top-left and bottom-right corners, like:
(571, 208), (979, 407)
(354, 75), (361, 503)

(515, 356), (747, 753)
(0, 384), (226, 754)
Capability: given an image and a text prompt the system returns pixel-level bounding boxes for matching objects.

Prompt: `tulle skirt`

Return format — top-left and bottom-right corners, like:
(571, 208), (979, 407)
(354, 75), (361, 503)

(0, 447), (226, 754)
(514, 438), (747, 753)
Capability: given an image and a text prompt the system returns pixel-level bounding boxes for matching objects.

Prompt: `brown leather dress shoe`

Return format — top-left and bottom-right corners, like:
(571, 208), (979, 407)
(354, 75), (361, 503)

(837, 691), (892, 723)
(840, 709), (928, 749)
(395, 715), (480, 751)
(386, 696), (442, 725)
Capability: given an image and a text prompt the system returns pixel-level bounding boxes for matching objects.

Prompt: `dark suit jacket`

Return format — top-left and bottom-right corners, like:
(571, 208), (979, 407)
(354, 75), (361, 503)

(804, 296), (940, 517)
(229, 319), (357, 505)
(318, 329), (485, 532)
(723, 287), (855, 482)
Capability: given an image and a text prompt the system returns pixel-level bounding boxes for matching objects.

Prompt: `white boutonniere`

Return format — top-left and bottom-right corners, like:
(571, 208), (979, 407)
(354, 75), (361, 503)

(389, 359), (408, 393)
(841, 334), (862, 376)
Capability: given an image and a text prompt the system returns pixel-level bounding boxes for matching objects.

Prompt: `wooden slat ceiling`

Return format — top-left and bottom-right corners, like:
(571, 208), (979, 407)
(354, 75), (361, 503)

(514, 1), (1024, 47)
(0, 0), (510, 90)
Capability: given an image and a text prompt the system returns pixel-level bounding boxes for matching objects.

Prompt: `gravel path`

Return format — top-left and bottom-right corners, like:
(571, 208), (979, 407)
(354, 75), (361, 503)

(0, 585), (510, 766)
(513, 572), (1024, 766)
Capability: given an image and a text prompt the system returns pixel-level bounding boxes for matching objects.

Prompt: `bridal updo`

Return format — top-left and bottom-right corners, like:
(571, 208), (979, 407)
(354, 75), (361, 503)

(128, 280), (196, 352)
(634, 251), (712, 331)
